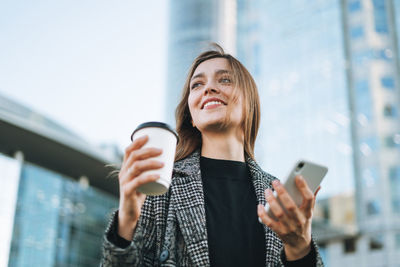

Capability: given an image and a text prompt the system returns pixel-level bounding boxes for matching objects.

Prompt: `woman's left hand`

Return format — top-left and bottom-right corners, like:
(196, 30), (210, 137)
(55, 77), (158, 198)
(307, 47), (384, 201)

(257, 176), (320, 261)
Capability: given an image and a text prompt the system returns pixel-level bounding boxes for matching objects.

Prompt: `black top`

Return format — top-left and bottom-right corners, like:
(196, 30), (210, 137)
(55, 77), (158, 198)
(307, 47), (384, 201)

(200, 156), (266, 267)
(200, 156), (316, 267)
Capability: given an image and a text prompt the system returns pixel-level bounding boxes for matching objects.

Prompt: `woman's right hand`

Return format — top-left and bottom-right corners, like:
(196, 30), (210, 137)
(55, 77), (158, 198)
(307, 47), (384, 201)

(117, 135), (164, 240)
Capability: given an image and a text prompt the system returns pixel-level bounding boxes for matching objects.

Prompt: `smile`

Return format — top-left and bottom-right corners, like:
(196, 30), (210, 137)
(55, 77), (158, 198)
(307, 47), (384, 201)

(203, 101), (225, 109)
(201, 97), (227, 109)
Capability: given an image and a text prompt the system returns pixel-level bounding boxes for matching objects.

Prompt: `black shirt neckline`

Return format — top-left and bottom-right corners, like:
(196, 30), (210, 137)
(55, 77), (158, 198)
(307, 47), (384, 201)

(200, 156), (248, 181)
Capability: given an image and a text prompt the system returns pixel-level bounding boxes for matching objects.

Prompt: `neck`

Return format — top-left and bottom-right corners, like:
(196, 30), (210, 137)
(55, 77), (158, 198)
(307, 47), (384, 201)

(200, 130), (245, 162)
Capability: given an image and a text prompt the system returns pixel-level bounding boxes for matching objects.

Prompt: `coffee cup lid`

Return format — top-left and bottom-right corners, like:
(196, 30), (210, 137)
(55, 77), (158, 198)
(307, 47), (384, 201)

(131, 121), (179, 142)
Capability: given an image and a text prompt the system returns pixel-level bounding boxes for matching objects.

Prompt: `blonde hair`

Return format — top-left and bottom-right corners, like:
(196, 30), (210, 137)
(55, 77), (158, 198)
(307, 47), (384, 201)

(175, 44), (260, 161)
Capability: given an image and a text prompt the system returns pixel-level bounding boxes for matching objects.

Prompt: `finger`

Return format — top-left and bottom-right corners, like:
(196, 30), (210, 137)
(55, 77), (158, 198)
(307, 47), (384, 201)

(272, 179), (305, 228)
(123, 173), (160, 196)
(265, 187), (288, 225)
(124, 147), (163, 172)
(295, 176), (314, 217)
(257, 204), (278, 229)
(122, 135), (149, 165)
(121, 159), (164, 184)
(312, 186), (321, 209)
(258, 204), (287, 237)
(314, 186), (321, 197)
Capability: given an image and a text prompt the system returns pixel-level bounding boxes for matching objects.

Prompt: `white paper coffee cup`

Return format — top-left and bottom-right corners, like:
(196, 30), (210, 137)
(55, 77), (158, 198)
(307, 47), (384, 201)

(130, 122), (178, 196)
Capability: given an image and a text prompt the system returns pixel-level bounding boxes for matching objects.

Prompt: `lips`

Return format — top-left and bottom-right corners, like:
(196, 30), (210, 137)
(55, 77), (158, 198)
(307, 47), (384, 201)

(201, 98), (227, 109)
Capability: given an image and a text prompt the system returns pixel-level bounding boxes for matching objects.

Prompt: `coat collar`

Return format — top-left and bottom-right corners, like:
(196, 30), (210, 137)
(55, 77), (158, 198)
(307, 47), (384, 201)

(171, 149), (275, 266)
(173, 149), (272, 204)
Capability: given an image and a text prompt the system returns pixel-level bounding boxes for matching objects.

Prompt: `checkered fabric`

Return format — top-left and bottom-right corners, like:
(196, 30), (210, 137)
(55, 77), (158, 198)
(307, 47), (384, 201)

(100, 150), (324, 266)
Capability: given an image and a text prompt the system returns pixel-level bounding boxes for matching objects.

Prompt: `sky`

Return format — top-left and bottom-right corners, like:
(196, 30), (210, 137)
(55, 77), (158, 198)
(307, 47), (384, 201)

(0, 1), (353, 198)
(0, 0), (168, 151)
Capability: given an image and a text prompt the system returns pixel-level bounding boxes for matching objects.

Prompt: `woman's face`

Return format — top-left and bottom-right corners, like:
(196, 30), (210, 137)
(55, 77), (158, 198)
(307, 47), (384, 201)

(188, 57), (243, 133)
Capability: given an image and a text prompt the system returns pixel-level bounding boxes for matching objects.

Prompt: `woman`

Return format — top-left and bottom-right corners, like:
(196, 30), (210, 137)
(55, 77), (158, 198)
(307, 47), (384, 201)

(101, 45), (324, 266)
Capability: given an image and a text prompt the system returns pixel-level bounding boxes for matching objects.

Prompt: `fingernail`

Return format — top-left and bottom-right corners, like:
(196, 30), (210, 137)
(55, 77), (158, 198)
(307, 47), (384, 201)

(258, 217), (263, 224)
(263, 203), (269, 212)
(266, 189), (274, 201)
(272, 180), (281, 187)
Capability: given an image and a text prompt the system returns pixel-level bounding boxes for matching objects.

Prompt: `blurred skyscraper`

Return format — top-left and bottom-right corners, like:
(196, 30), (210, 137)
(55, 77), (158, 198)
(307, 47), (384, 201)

(339, 0), (400, 266)
(167, 0), (400, 266)
(0, 94), (120, 266)
(236, 0), (354, 198)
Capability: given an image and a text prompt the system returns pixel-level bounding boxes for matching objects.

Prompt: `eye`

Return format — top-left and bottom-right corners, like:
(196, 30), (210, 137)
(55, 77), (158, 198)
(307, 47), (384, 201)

(191, 83), (200, 89)
(219, 77), (232, 84)
(190, 81), (203, 90)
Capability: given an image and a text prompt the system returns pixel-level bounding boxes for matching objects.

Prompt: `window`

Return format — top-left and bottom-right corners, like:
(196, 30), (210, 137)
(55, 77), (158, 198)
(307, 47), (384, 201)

(390, 167), (400, 213)
(381, 76), (395, 89)
(367, 200), (381, 215)
(372, 0), (389, 33)
(396, 233), (400, 249)
(344, 238), (357, 253)
(355, 80), (373, 120)
(377, 49), (392, 60)
(369, 235), (384, 250)
(384, 105), (397, 117)
(349, 0), (361, 12)
(385, 134), (400, 148)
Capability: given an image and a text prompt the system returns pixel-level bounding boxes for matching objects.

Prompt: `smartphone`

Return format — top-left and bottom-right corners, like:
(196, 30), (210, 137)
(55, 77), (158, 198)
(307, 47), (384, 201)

(265, 160), (328, 220)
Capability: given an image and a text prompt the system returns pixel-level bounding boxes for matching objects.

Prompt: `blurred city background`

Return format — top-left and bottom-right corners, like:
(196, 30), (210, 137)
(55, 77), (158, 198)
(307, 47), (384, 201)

(0, 0), (399, 266)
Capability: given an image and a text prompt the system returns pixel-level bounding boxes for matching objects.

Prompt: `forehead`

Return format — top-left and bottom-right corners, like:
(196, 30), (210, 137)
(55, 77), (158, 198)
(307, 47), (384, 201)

(192, 57), (231, 77)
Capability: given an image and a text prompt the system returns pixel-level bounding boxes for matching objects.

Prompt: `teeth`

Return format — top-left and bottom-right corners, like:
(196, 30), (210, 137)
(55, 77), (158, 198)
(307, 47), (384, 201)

(204, 101), (223, 108)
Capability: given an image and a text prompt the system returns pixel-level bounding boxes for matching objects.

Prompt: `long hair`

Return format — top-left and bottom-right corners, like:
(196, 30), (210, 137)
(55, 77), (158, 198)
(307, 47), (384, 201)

(174, 44), (261, 162)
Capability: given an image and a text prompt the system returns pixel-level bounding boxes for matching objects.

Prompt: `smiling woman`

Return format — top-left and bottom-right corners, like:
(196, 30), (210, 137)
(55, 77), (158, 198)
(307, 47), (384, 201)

(175, 48), (260, 163)
(100, 44), (325, 267)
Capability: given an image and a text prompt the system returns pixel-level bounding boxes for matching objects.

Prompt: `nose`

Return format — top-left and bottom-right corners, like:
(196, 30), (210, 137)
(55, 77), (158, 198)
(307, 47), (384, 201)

(204, 81), (219, 95)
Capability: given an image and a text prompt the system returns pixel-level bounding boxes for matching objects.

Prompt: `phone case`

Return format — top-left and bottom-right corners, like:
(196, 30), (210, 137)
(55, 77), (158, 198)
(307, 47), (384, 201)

(282, 160), (328, 206)
(264, 160), (328, 220)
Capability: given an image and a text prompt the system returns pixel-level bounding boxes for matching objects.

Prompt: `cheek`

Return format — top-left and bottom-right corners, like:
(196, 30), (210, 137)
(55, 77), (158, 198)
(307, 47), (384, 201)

(237, 97), (246, 121)
(187, 93), (196, 116)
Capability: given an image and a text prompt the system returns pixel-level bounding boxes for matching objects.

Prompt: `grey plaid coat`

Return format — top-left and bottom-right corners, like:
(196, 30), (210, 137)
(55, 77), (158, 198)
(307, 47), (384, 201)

(101, 150), (324, 266)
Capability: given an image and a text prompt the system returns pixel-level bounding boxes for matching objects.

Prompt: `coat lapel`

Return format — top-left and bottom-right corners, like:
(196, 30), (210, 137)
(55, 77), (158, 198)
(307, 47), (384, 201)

(171, 150), (210, 266)
(246, 156), (283, 264)
(246, 155), (275, 205)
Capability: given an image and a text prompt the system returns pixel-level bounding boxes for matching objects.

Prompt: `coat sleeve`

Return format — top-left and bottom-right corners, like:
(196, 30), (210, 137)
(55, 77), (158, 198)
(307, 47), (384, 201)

(100, 197), (156, 267)
(278, 237), (324, 266)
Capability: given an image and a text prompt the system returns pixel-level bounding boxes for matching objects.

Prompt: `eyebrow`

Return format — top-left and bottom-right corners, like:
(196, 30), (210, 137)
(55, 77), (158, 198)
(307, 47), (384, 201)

(190, 69), (232, 81)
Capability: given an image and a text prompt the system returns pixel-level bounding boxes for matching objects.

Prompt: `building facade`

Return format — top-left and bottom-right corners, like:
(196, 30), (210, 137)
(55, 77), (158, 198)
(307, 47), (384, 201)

(0, 94), (120, 267)
(341, 0), (400, 266)
(167, 0), (400, 266)
(236, 0), (355, 198)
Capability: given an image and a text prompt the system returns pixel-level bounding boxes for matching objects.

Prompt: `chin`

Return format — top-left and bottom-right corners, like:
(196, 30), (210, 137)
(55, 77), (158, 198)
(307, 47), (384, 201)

(198, 119), (234, 132)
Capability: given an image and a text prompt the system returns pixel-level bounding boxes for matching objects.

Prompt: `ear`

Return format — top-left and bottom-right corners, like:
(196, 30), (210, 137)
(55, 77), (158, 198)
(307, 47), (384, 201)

(191, 120), (196, 128)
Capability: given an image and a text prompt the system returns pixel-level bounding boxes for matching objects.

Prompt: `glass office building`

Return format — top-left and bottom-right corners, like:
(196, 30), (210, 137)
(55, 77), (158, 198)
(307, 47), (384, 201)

(236, 0), (400, 265)
(7, 162), (117, 267)
(167, 0), (400, 265)
(342, 0), (400, 266)
(236, 0), (354, 198)
(0, 94), (119, 267)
